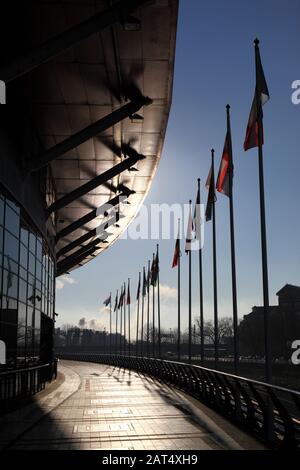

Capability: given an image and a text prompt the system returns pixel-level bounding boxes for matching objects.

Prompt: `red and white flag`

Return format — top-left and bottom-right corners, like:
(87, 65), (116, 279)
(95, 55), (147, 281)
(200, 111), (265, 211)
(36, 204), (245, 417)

(244, 43), (270, 151)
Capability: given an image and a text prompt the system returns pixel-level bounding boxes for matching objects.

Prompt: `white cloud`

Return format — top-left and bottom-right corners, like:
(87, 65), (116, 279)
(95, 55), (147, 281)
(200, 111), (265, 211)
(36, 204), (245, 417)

(78, 317), (105, 331)
(99, 306), (110, 314)
(56, 279), (64, 290)
(159, 284), (177, 302)
(56, 275), (77, 291)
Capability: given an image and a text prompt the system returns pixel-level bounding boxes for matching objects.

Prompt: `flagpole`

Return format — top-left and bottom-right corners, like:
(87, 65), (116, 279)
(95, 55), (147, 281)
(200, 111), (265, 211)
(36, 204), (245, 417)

(115, 290), (118, 353)
(177, 219), (181, 362)
(211, 149), (219, 369)
(141, 268), (145, 357)
(109, 291), (112, 356)
(157, 244), (161, 359)
(128, 278), (131, 356)
(254, 38), (271, 383)
(123, 282), (126, 354)
(147, 260), (150, 358)
(197, 179), (205, 365)
(120, 287), (123, 354)
(226, 104), (239, 374)
(152, 253), (155, 357)
(136, 272), (141, 356)
(188, 200), (192, 364)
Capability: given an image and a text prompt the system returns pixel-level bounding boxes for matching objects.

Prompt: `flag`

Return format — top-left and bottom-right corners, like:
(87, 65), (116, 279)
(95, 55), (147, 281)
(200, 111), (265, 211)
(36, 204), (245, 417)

(193, 185), (203, 242)
(150, 252), (159, 286)
(147, 264), (151, 291)
(103, 294), (111, 307)
(126, 282), (131, 305)
(142, 268), (147, 297)
(114, 291), (118, 311)
(185, 204), (193, 253)
(118, 286), (124, 309)
(172, 236), (180, 268)
(244, 42), (270, 151)
(205, 166), (216, 222)
(216, 131), (232, 197)
(136, 274), (141, 300)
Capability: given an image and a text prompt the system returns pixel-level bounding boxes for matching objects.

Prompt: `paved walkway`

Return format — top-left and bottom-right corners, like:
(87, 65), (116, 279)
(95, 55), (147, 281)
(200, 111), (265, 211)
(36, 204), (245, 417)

(0, 360), (265, 450)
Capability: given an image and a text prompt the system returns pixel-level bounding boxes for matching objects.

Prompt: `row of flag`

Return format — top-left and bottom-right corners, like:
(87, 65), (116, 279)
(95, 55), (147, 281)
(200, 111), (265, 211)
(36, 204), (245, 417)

(173, 37), (270, 261)
(100, 39), (271, 380)
(103, 248), (159, 310)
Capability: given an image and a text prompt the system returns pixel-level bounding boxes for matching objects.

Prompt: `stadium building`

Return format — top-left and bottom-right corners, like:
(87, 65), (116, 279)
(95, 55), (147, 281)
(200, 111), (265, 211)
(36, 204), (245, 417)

(0, 0), (178, 393)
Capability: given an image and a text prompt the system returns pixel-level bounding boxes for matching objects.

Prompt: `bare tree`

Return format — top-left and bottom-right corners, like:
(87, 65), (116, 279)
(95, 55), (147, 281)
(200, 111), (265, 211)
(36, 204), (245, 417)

(195, 317), (235, 346)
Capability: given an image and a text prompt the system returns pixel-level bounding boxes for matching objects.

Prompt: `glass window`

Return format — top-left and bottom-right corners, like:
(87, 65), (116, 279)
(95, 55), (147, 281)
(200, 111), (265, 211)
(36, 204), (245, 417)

(3, 255), (18, 274)
(19, 278), (27, 303)
(3, 269), (18, 299)
(17, 302), (26, 356)
(36, 239), (42, 261)
(34, 329), (40, 352)
(6, 198), (20, 215)
(19, 266), (27, 281)
(4, 231), (19, 263)
(29, 233), (36, 255)
(5, 204), (20, 237)
(20, 244), (28, 269)
(28, 253), (35, 275)
(2, 298), (17, 311)
(26, 306), (33, 355)
(0, 193), (55, 364)
(28, 273), (35, 286)
(20, 225), (29, 247)
(0, 197), (4, 225)
(0, 267), (2, 309)
(35, 311), (41, 330)
(0, 226), (3, 254)
(36, 260), (42, 281)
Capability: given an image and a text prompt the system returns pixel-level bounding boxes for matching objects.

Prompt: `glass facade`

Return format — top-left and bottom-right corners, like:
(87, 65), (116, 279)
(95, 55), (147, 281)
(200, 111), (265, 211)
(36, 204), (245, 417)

(0, 190), (55, 367)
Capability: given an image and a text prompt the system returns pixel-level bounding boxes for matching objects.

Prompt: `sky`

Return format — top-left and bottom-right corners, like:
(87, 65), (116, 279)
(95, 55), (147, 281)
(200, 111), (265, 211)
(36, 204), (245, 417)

(56, 0), (300, 335)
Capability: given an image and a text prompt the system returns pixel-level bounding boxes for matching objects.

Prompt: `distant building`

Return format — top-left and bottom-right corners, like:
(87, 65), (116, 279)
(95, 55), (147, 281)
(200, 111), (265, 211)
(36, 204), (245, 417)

(239, 284), (300, 359)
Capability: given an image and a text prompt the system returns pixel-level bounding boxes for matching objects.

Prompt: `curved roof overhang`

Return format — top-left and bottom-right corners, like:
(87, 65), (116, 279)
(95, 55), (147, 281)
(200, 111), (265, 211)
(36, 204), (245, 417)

(1, 0), (178, 276)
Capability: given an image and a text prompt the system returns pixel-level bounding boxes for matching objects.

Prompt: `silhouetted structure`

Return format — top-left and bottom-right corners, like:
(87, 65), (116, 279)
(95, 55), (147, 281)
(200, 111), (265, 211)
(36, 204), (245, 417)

(239, 284), (300, 359)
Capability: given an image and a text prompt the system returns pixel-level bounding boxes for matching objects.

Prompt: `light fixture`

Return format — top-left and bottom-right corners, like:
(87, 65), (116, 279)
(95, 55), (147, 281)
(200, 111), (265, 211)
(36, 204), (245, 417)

(130, 113), (144, 123)
(122, 16), (141, 31)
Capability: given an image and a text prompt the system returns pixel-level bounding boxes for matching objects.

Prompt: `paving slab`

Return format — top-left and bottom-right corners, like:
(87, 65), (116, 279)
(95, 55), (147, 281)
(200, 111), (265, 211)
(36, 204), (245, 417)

(0, 360), (266, 450)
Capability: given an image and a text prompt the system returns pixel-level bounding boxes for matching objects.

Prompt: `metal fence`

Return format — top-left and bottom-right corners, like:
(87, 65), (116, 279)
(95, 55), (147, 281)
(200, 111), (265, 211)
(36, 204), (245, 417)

(0, 361), (57, 414)
(57, 352), (300, 449)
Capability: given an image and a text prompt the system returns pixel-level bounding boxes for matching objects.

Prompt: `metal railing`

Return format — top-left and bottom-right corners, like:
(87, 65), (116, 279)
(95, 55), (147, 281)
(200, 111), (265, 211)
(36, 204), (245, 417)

(57, 352), (300, 449)
(0, 360), (57, 414)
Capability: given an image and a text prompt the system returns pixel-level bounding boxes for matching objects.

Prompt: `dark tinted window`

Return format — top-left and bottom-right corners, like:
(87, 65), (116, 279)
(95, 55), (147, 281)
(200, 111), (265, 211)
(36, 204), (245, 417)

(5, 204), (20, 237)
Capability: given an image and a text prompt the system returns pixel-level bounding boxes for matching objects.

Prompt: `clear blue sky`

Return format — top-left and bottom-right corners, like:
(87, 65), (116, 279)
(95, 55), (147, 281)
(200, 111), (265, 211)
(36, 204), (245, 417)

(56, 0), (300, 333)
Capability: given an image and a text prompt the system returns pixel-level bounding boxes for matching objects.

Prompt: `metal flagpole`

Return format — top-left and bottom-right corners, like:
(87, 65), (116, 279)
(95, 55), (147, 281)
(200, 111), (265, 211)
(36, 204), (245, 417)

(177, 219), (181, 362)
(147, 260), (150, 358)
(152, 253), (155, 357)
(109, 291), (112, 355)
(115, 290), (118, 353)
(123, 282), (126, 354)
(188, 200), (192, 364)
(226, 105), (239, 374)
(211, 149), (219, 369)
(157, 244), (161, 359)
(136, 272), (141, 356)
(141, 267), (145, 357)
(128, 278), (131, 356)
(254, 39), (271, 383)
(197, 178), (205, 365)
(120, 287), (123, 353)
